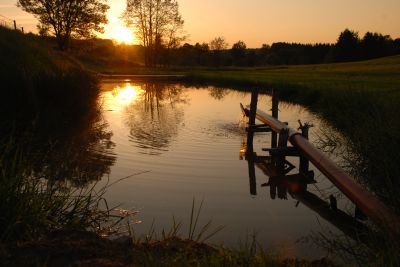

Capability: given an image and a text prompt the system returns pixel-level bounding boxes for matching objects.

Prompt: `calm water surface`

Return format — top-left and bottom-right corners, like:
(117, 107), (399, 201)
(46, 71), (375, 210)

(98, 80), (348, 258)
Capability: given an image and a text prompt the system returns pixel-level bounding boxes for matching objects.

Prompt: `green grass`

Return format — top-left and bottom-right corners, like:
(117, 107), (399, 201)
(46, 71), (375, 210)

(126, 200), (336, 266)
(1, 199), (338, 267)
(0, 138), (110, 242)
(184, 56), (400, 91)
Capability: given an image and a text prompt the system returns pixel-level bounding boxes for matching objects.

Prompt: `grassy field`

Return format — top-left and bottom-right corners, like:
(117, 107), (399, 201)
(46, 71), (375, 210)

(185, 56), (400, 91)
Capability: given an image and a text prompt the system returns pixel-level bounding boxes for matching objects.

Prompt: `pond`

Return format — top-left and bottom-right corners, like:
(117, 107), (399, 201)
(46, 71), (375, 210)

(95, 79), (354, 258)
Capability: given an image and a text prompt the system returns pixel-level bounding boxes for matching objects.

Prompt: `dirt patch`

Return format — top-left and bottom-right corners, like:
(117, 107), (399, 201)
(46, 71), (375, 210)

(3, 230), (131, 267)
(2, 230), (337, 267)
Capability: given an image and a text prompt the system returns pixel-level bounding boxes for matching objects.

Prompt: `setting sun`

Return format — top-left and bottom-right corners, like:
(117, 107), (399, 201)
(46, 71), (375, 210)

(106, 17), (136, 44)
(111, 24), (135, 44)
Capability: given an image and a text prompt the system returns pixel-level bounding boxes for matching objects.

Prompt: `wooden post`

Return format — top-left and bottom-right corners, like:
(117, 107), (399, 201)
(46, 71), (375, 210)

(247, 153), (257, 196)
(246, 89), (259, 195)
(249, 89), (258, 126)
(278, 128), (289, 148)
(272, 89), (279, 119)
(276, 128), (289, 171)
(271, 89), (279, 148)
(13, 20), (17, 30)
(21, 27), (24, 33)
(246, 130), (255, 158)
(329, 195), (338, 211)
(298, 121), (312, 174)
(246, 89), (258, 156)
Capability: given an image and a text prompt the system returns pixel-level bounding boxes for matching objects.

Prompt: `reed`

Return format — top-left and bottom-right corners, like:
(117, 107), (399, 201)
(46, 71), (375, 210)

(124, 200), (330, 266)
(0, 142), (110, 242)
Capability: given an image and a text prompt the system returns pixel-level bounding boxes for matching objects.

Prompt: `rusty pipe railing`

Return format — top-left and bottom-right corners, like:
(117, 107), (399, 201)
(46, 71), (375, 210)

(242, 105), (400, 236)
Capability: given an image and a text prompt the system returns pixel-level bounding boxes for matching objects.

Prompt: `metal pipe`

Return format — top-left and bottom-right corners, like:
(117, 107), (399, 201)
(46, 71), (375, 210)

(241, 104), (400, 236)
(294, 190), (370, 243)
(290, 133), (400, 236)
(255, 109), (297, 136)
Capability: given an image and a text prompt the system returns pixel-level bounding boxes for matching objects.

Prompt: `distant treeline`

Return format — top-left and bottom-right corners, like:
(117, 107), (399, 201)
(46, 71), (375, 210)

(163, 29), (400, 67)
(71, 28), (400, 68)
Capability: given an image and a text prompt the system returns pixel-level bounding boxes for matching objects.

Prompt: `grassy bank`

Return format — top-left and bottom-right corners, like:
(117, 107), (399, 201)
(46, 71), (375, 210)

(0, 22), (109, 248)
(2, 229), (336, 267)
(0, 26), (111, 264)
(0, 26), (100, 125)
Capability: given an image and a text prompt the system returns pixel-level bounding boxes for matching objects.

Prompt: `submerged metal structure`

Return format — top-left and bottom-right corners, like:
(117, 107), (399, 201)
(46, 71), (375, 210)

(241, 90), (400, 237)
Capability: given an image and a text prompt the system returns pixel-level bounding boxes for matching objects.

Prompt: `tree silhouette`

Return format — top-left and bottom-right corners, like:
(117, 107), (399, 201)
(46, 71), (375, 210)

(148, 28), (399, 67)
(332, 29), (360, 62)
(361, 32), (393, 60)
(17, 0), (109, 50)
(210, 36), (228, 51)
(395, 39), (400, 54)
(123, 0), (185, 67)
(194, 42), (210, 65)
(231, 40), (247, 66)
(210, 37), (228, 67)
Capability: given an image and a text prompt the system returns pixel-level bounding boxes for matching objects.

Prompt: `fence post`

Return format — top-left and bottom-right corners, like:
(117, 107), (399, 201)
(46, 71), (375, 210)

(271, 89), (279, 148)
(246, 89), (259, 195)
(13, 20), (17, 30)
(249, 89), (258, 126)
(298, 121), (313, 174)
(247, 144), (257, 196)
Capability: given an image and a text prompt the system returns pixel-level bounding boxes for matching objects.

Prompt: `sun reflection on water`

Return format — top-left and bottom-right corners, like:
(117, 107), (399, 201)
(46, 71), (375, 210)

(108, 84), (144, 110)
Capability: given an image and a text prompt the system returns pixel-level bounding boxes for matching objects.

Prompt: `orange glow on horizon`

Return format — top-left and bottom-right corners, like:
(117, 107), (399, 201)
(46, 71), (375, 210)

(2, 0), (400, 48)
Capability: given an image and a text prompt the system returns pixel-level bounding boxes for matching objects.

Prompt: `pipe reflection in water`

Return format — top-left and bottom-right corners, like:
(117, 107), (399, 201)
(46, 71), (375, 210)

(242, 129), (370, 245)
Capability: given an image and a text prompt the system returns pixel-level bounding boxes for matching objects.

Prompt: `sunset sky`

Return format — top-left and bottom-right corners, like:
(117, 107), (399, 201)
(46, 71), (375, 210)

(1, 0), (399, 47)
